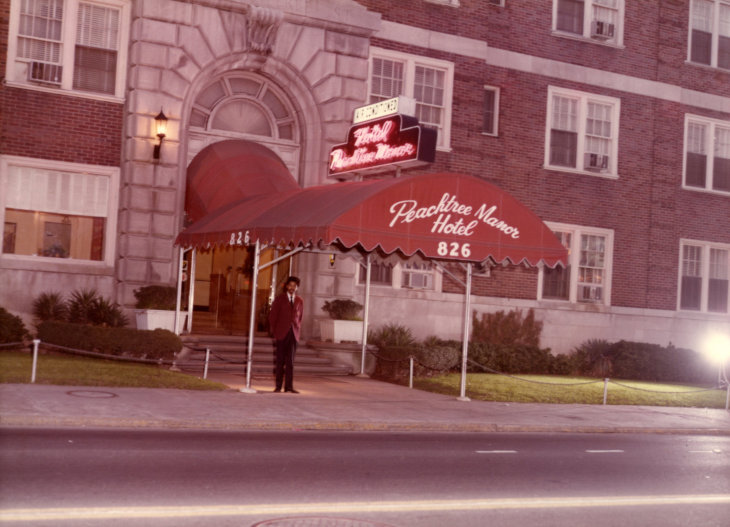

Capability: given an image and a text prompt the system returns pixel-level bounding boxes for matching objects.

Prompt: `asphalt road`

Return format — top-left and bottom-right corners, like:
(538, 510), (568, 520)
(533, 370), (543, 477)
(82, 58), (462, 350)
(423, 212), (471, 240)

(1, 428), (729, 526)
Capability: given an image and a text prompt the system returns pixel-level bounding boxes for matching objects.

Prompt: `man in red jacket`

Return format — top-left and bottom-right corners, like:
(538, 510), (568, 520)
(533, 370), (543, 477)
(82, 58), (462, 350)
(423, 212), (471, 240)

(268, 276), (303, 393)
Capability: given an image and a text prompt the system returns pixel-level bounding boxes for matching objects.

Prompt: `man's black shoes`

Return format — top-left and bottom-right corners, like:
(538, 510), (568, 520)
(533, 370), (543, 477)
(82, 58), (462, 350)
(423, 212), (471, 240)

(285, 389), (299, 394)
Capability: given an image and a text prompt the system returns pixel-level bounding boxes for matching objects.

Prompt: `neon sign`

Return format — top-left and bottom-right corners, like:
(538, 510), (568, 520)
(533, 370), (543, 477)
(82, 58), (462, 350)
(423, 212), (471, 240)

(328, 114), (437, 178)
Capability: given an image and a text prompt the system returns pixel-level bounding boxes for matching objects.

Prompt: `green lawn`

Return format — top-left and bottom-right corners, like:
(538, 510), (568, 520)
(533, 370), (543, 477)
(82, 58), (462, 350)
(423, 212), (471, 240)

(0, 351), (229, 391)
(414, 373), (727, 409)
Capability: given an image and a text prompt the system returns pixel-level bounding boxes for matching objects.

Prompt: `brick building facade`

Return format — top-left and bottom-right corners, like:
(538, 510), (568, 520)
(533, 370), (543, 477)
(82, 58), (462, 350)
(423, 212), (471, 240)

(1, 0), (728, 354)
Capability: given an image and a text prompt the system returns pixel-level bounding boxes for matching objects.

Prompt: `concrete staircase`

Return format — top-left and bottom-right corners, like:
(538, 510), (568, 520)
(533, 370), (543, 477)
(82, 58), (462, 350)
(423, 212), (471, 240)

(176, 334), (354, 376)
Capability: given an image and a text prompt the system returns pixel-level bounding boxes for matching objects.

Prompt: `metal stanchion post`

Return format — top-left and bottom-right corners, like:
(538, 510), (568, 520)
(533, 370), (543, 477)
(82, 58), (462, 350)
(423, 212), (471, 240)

(203, 347), (210, 380)
(409, 356), (414, 389)
(31, 339), (40, 383)
(603, 378), (609, 405)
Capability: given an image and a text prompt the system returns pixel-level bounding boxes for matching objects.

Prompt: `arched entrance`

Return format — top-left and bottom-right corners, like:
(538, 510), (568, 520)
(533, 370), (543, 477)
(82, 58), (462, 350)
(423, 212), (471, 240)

(183, 71), (304, 335)
(184, 140), (301, 335)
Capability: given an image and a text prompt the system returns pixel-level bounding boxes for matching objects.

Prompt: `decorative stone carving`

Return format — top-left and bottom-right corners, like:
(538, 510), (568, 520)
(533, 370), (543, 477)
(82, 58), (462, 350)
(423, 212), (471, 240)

(247, 6), (283, 56)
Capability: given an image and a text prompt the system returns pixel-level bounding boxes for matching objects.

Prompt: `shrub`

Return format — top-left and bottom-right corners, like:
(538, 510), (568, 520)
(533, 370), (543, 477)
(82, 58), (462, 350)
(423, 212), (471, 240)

(0, 307), (29, 344)
(469, 309), (552, 374)
(37, 321), (181, 361)
(417, 336), (461, 374)
(569, 339), (715, 383)
(369, 323), (418, 381)
(133, 285), (177, 310)
(32, 292), (68, 323)
(472, 308), (542, 349)
(321, 299), (363, 320)
(65, 289), (127, 327)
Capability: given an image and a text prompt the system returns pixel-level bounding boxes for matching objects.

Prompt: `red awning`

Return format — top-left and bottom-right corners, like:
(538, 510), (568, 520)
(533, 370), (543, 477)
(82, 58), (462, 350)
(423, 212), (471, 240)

(176, 173), (567, 267)
(185, 139), (299, 223)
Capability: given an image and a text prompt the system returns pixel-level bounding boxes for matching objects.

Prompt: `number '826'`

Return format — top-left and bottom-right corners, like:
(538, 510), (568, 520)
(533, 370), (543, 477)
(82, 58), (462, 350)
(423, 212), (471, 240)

(437, 241), (471, 258)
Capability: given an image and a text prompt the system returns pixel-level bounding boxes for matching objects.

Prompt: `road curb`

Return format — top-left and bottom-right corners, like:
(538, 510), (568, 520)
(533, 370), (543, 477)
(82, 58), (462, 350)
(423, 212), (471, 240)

(2, 415), (729, 436)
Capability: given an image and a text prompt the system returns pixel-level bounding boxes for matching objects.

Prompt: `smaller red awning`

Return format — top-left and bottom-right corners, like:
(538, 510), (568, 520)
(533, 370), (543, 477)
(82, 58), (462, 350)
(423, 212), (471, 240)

(176, 173), (567, 268)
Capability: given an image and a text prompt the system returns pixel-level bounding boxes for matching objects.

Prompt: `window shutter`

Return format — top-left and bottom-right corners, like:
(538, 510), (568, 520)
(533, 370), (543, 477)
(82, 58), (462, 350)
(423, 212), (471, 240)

(73, 3), (120, 94)
(6, 166), (109, 217)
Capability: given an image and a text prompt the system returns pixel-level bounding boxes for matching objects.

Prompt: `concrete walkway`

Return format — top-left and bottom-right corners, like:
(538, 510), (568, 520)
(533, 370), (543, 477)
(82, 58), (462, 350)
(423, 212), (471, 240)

(1, 373), (729, 435)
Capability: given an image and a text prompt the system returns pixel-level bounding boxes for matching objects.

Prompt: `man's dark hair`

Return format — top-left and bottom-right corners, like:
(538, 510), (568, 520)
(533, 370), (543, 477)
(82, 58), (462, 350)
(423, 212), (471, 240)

(284, 276), (300, 287)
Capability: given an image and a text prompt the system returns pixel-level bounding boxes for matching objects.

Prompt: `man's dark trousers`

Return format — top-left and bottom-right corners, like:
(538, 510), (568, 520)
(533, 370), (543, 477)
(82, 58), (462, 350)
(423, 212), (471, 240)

(274, 328), (296, 391)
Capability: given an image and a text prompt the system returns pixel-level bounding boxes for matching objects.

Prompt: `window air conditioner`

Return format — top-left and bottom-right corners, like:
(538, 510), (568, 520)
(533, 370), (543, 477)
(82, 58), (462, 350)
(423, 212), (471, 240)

(404, 271), (432, 289)
(585, 153), (609, 171)
(579, 285), (602, 303)
(590, 21), (615, 40)
(28, 61), (62, 85)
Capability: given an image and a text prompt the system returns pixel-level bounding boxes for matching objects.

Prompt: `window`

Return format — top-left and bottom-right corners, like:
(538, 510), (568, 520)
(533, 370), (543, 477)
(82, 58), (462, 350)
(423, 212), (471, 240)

(553, 0), (624, 45)
(684, 115), (730, 194)
(482, 86), (500, 136)
(358, 260), (439, 291)
(689, 0), (730, 69)
(359, 261), (393, 286)
(539, 223), (613, 305)
(0, 156), (118, 265)
(545, 87), (620, 177)
(369, 48), (454, 149)
(402, 263), (434, 290)
(679, 241), (730, 313)
(6, 0), (130, 98)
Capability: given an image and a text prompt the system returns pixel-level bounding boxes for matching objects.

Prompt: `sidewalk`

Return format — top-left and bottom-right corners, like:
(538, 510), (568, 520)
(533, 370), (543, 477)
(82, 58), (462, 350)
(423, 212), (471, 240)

(1, 373), (729, 435)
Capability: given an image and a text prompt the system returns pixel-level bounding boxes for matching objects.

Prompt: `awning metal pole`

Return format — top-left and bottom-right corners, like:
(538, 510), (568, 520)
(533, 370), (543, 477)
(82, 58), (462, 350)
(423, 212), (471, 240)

(241, 240), (260, 394)
(174, 247), (184, 335)
(359, 254), (372, 376)
(458, 262), (472, 402)
(187, 248), (196, 333)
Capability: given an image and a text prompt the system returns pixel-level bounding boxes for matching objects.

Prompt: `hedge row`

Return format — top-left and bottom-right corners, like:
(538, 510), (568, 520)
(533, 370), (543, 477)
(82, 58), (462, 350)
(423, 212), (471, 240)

(37, 321), (181, 361)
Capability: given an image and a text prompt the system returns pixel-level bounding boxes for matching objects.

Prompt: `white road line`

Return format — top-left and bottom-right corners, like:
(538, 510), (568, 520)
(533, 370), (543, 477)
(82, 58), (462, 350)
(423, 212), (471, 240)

(476, 450), (518, 454)
(3, 495), (730, 521)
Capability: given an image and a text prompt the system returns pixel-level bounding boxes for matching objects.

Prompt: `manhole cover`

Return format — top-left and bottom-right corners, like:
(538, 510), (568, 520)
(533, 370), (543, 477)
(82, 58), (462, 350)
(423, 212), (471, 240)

(252, 517), (395, 527)
(66, 390), (118, 399)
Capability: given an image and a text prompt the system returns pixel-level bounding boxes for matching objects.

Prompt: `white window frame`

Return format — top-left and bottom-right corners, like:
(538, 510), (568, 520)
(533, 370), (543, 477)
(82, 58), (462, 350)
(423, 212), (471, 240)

(678, 239), (730, 314)
(368, 47), (454, 151)
(688, 0), (730, 70)
(544, 86), (621, 178)
(5, 0), (131, 100)
(552, 0), (625, 47)
(683, 114), (730, 195)
(537, 222), (614, 306)
(482, 85), (500, 137)
(357, 260), (442, 291)
(0, 155), (119, 267)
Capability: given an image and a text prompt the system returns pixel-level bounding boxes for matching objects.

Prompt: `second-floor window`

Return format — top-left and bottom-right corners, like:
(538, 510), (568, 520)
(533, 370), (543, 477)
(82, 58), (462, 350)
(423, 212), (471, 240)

(7, 0), (129, 98)
(369, 48), (454, 150)
(553, 0), (624, 45)
(545, 87), (620, 177)
(684, 114), (730, 194)
(689, 0), (730, 70)
(482, 86), (500, 136)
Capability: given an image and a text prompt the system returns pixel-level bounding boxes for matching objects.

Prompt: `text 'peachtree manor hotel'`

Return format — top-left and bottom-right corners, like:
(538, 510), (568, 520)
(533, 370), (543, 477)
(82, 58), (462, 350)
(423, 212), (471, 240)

(1, 0), (728, 354)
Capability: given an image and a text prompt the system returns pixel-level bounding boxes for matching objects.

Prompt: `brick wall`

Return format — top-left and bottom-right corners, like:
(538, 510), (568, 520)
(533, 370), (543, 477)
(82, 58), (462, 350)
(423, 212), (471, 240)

(364, 2), (730, 313)
(0, 87), (123, 167)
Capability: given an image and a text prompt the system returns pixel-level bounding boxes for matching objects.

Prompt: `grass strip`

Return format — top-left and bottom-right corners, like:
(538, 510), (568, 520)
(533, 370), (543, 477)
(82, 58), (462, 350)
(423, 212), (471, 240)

(0, 351), (229, 391)
(414, 373), (726, 408)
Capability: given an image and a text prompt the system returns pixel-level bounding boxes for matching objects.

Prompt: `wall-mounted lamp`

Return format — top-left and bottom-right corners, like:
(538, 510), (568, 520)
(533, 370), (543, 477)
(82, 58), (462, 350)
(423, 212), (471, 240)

(329, 254), (336, 268)
(153, 109), (168, 160)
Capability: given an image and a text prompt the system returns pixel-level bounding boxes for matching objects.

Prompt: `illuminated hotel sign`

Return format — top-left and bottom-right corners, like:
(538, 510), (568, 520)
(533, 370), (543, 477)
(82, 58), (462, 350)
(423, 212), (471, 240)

(328, 98), (437, 179)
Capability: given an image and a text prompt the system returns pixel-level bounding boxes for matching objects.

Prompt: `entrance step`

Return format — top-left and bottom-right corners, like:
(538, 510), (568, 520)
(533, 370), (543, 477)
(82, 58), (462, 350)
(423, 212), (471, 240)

(177, 335), (353, 376)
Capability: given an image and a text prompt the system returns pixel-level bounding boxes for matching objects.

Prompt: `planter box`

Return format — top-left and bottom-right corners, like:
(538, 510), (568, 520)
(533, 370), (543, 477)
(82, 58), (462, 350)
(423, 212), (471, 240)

(135, 309), (187, 334)
(319, 319), (364, 344)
